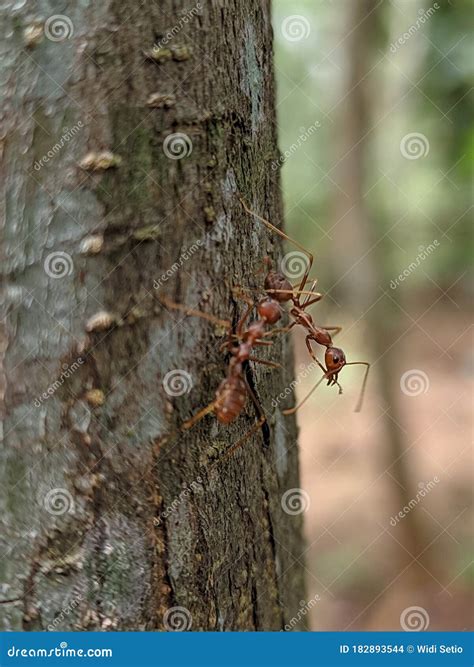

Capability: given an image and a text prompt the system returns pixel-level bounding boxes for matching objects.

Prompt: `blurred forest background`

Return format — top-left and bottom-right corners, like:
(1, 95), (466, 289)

(273, 0), (473, 630)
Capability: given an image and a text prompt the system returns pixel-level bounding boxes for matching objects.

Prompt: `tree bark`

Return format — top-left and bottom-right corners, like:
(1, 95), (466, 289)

(0, 0), (306, 632)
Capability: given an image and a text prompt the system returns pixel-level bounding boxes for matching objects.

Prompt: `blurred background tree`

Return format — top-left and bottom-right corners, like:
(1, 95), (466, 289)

(273, 0), (472, 630)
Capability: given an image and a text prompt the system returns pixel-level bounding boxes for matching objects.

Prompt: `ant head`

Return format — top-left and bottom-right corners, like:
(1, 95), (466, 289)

(325, 346), (346, 374)
(264, 271), (293, 303)
(257, 297), (281, 324)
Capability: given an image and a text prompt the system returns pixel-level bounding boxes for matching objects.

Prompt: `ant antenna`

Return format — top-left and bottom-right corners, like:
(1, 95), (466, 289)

(345, 362), (370, 412)
(282, 374), (327, 415)
(238, 196), (314, 292)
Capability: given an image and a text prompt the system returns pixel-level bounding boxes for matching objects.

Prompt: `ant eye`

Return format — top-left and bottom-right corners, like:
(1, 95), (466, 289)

(333, 356), (339, 363)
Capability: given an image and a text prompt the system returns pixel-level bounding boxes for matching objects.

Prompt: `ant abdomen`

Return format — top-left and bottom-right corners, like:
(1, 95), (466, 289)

(215, 375), (247, 424)
(264, 271), (293, 302)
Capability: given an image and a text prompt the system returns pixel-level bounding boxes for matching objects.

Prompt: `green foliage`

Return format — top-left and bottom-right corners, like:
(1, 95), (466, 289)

(274, 0), (472, 290)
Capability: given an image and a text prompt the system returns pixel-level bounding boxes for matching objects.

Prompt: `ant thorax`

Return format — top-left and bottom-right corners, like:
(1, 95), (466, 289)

(291, 307), (313, 327)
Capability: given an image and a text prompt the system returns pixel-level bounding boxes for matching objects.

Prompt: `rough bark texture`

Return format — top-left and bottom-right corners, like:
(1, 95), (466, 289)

(0, 0), (306, 631)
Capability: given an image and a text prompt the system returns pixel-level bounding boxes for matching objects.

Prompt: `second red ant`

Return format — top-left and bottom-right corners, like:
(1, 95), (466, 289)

(239, 197), (370, 413)
(159, 290), (283, 460)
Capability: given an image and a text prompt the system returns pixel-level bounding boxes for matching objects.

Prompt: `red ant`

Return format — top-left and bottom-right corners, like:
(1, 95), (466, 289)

(239, 197), (370, 413)
(159, 292), (282, 459)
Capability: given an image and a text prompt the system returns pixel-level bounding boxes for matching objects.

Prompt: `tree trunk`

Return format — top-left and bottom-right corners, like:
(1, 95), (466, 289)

(0, 0), (306, 631)
(332, 0), (433, 579)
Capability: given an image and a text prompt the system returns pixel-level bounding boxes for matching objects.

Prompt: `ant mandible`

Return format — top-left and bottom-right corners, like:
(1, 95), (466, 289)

(239, 197), (370, 413)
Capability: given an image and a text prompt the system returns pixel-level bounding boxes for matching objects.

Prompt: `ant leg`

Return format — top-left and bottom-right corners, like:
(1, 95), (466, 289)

(305, 336), (327, 375)
(248, 356), (282, 369)
(281, 338), (328, 415)
(301, 279), (320, 307)
(221, 335), (273, 349)
(321, 326), (342, 337)
(299, 280), (324, 308)
(330, 377), (344, 394)
(344, 361), (371, 412)
(182, 401), (216, 430)
(237, 301), (254, 337)
(214, 416), (266, 465)
(262, 322), (296, 338)
(304, 293), (324, 307)
(231, 288), (256, 336)
(239, 197), (314, 294)
(238, 285), (322, 301)
(159, 296), (230, 329)
(220, 337), (237, 352)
